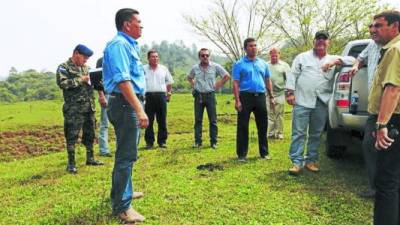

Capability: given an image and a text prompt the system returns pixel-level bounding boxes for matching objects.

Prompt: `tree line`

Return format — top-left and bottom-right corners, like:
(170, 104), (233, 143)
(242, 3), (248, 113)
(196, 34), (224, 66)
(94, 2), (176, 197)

(184, 0), (389, 63)
(0, 41), (227, 103)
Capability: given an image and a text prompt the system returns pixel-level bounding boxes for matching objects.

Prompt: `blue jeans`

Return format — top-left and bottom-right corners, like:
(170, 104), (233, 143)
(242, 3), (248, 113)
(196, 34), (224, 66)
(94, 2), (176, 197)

(289, 99), (327, 166)
(107, 94), (141, 214)
(99, 94), (110, 154)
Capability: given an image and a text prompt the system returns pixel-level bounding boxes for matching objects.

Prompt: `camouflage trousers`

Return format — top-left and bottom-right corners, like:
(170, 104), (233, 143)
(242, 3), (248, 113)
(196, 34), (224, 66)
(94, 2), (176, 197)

(63, 110), (95, 151)
(267, 97), (285, 136)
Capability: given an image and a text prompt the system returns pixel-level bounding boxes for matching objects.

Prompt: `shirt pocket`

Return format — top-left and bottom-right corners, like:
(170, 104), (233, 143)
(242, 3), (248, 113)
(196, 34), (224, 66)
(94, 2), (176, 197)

(130, 61), (144, 77)
(206, 67), (216, 81)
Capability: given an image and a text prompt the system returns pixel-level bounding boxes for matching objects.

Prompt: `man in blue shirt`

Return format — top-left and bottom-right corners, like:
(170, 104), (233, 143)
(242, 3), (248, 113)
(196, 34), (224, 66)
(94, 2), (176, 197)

(102, 8), (148, 223)
(232, 37), (275, 161)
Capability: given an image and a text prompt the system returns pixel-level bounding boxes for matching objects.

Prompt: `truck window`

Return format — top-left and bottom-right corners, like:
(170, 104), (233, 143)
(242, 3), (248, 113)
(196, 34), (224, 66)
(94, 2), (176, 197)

(348, 44), (368, 58)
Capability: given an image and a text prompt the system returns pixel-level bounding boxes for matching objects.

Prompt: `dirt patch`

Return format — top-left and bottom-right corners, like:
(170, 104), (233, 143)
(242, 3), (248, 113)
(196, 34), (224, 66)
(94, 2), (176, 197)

(0, 124), (116, 162)
(0, 125), (65, 162)
(197, 163), (224, 171)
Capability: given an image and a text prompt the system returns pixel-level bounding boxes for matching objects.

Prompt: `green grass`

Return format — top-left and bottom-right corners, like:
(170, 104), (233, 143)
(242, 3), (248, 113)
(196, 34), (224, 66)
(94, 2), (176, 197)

(0, 94), (372, 224)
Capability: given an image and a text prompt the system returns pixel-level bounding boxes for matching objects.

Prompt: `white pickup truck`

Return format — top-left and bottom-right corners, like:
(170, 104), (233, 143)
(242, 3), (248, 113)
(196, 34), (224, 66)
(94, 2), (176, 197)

(326, 39), (372, 157)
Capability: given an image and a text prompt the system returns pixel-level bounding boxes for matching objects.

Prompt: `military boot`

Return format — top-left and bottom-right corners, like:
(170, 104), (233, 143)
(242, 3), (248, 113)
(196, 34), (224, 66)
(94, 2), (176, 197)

(86, 148), (104, 166)
(66, 147), (77, 174)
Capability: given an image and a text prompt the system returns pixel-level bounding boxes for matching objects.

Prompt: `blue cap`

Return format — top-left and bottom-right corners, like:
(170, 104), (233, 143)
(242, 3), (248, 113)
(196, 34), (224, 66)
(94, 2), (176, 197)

(74, 44), (93, 57)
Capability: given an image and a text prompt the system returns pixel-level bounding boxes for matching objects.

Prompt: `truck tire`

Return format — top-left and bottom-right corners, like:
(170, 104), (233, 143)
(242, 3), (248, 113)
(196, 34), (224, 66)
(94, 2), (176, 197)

(326, 123), (349, 159)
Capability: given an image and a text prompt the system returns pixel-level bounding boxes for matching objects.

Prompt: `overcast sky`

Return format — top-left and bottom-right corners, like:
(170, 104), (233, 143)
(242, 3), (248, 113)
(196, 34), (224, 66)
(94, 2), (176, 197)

(0, 0), (399, 80)
(0, 0), (210, 79)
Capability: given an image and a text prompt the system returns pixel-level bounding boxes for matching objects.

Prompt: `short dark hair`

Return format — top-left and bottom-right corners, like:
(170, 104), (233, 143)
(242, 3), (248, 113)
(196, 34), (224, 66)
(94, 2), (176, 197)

(147, 49), (158, 59)
(374, 10), (400, 31)
(243, 37), (256, 49)
(198, 48), (210, 57)
(115, 8), (139, 31)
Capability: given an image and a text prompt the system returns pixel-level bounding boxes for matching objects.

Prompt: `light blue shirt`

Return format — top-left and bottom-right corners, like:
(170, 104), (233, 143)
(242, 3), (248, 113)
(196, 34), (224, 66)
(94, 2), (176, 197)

(103, 31), (145, 95)
(187, 62), (228, 93)
(232, 56), (270, 93)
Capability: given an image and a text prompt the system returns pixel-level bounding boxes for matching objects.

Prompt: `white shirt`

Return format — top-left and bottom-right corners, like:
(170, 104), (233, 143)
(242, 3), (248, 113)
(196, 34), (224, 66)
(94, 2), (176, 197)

(286, 50), (355, 108)
(144, 64), (174, 92)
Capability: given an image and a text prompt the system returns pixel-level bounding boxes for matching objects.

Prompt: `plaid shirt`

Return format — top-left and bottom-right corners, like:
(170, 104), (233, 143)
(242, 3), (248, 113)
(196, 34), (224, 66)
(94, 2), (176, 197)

(357, 41), (382, 89)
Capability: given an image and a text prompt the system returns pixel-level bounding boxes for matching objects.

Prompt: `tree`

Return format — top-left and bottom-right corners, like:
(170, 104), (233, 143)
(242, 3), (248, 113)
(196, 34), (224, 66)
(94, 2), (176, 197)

(0, 69), (61, 102)
(267, 0), (389, 56)
(184, 0), (282, 62)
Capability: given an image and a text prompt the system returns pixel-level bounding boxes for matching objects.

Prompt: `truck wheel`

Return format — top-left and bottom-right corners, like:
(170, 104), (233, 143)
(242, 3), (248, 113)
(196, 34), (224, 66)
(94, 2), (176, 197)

(326, 145), (346, 159)
(326, 124), (349, 159)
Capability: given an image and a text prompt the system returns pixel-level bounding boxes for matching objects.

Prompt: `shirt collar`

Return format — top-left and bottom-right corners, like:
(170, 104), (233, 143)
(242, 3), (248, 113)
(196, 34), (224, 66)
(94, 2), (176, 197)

(243, 56), (258, 62)
(117, 31), (138, 46)
(382, 34), (400, 50)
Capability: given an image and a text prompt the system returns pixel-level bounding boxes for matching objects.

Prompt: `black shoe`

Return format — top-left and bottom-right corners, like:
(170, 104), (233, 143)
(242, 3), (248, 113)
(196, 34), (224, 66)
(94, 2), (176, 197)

(86, 159), (104, 166)
(159, 143), (167, 148)
(237, 157), (247, 162)
(67, 150), (77, 174)
(99, 152), (113, 157)
(192, 143), (202, 148)
(211, 143), (217, 149)
(66, 164), (77, 174)
(358, 189), (375, 198)
(145, 143), (154, 150)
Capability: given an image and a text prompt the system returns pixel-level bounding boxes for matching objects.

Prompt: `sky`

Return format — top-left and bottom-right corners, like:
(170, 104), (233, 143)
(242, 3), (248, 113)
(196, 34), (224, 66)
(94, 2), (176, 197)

(0, 0), (210, 79)
(0, 0), (399, 80)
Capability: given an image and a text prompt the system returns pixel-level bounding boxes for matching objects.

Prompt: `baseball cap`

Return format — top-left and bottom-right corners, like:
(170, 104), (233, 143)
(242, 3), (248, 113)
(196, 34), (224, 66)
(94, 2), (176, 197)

(315, 30), (330, 40)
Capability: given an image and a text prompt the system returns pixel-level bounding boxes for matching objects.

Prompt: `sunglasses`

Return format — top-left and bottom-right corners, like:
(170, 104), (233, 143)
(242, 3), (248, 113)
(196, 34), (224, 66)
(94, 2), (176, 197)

(315, 36), (328, 40)
(369, 23), (386, 29)
(200, 54), (209, 58)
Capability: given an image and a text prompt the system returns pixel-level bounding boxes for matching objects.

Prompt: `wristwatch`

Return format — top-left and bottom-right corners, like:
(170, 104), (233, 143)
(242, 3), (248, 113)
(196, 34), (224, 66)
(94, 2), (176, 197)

(375, 122), (387, 130)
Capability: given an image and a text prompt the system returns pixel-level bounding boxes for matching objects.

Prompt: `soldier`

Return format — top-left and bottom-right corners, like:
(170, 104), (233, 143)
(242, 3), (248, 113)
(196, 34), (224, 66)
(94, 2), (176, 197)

(56, 44), (103, 174)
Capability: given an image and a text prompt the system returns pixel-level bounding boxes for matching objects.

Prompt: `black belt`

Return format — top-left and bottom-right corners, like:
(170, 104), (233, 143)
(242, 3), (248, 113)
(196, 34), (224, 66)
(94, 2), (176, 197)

(198, 91), (214, 95)
(145, 92), (166, 96)
(110, 92), (145, 101)
(240, 91), (265, 97)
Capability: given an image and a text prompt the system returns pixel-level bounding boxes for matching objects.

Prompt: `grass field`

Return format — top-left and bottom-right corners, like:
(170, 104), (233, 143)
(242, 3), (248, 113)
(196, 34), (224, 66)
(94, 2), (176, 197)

(0, 94), (373, 225)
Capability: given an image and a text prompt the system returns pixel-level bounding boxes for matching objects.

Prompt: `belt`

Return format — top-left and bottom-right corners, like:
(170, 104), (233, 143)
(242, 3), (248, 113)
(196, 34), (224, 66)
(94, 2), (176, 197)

(198, 91), (214, 95)
(240, 91), (265, 97)
(145, 92), (166, 95)
(110, 92), (145, 102)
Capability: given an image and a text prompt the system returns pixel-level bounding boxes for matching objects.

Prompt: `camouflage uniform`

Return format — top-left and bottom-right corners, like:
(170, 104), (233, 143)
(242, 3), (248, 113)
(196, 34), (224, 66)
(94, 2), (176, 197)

(56, 58), (101, 172)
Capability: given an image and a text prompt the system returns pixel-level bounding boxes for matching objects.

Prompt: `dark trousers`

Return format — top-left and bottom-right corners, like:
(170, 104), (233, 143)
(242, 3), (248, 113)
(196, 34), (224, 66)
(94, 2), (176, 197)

(144, 92), (168, 146)
(194, 91), (217, 145)
(236, 92), (269, 158)
(63, 110), (95, 150)
(362, 115), (378, 191)
(372, 114), (400, 225)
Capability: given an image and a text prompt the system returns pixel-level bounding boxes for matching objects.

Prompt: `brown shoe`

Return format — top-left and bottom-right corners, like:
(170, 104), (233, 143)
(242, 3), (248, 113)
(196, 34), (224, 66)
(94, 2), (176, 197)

(132, 191), (144, 199)
(118, 208), (145, 223)
(288, 165), (302, 175)
(305, 163), (319, 172)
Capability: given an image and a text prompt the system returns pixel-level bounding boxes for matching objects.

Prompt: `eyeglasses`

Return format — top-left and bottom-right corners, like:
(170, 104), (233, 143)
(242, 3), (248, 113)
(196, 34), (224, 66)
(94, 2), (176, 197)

(200, 54), (209, 58)
(369, 23), (385, 29)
